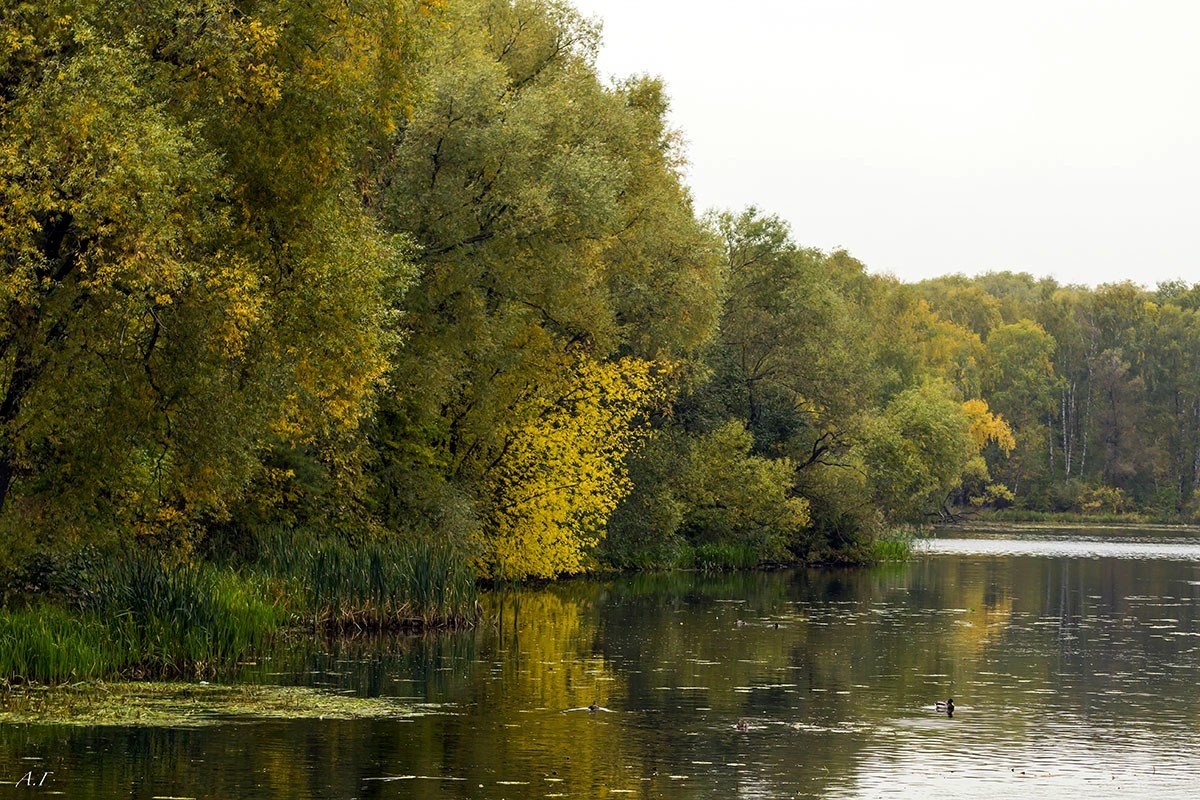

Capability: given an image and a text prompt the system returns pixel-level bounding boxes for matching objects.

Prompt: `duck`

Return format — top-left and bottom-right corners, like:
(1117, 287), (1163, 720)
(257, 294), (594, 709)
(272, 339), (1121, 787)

(735, 719), (750, 731)
(588, 700), (600, 713)
(935, 698), (955, 717)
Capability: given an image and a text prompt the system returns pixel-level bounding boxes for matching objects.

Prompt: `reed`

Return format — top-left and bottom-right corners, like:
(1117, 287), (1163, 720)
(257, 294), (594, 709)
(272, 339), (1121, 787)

(255, 531), (479, 630)
(0, 605), (118, 684)
(80, 555), (285, 679)
(683, 542), (764, 572)
(0, 532), (480, 684)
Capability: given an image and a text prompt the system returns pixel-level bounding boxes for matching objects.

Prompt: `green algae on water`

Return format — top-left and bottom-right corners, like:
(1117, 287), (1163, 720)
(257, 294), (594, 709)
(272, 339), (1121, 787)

(0, 682), (424, 727)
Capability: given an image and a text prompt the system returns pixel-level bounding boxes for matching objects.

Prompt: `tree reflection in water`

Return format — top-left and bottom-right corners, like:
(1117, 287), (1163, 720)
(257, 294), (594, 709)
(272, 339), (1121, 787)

(5, 542), (1200, 799)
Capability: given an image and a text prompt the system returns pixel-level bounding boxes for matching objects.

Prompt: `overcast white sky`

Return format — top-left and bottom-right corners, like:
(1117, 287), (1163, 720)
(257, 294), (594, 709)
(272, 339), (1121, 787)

(571, 0), (1200, 286)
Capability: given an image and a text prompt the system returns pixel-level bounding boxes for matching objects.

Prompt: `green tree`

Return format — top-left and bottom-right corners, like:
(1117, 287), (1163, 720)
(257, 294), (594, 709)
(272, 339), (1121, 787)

(982, 320), (1058, 495)
(369, 0), (721, 571)
(1, 1), (429, 554)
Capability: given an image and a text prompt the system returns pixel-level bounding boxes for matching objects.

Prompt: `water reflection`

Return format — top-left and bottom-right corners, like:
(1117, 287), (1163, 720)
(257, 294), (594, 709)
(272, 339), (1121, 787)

(4, 537), (1200, 798)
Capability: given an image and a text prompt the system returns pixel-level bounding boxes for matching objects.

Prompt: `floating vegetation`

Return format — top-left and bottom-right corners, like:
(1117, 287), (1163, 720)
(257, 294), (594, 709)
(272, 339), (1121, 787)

(0, 682), (423, 727)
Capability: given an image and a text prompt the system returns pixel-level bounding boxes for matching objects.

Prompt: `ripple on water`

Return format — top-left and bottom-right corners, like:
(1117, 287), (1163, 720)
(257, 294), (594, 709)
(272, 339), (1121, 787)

(12, 534), (1200, 800)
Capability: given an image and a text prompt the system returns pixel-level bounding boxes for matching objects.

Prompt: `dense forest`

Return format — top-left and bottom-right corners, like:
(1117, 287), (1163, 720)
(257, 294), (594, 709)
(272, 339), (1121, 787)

(2, 0), (1198, 616)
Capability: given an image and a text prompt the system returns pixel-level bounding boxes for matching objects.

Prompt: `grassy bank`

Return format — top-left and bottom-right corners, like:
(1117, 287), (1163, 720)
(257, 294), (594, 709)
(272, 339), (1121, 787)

(0, 536), (479, 685)
(951, 509), (1197, 527)
(619, 528), (917, 573)
(0, 524), (914, 685)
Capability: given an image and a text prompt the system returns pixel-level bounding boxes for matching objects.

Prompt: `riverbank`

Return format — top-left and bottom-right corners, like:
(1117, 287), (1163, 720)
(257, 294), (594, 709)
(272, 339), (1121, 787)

(640, 529), (915, 573)
(0, 535), (479, 685)
(939, 513), (1200, 535)
(959, 508), (1200, 527)
(0, 526), (913, 686)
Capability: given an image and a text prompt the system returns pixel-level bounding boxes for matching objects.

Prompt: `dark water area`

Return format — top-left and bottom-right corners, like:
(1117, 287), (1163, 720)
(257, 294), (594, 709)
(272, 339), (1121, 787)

(5, 532), (1200, 798)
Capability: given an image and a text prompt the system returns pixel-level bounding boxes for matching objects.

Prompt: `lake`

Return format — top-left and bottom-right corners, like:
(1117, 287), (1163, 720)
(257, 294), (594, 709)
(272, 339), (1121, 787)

(4, 528), (1200, 798)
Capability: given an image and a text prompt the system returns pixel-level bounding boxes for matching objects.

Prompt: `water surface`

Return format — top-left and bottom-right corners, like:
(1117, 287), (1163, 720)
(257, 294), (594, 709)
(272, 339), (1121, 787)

(4, 530), (1200, 798)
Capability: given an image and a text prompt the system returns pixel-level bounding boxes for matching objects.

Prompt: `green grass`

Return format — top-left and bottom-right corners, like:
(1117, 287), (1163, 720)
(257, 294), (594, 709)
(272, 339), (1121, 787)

(0, 531), (481, 685)
(680, 542), (765, 572)
(0, 605), (118, 684)
(864, 531), (913, 562)
(85, 556), (285, 677)
(0, 557), (285, 684)
(971, 508), (1184, 525)
(255, 532), (479, 630)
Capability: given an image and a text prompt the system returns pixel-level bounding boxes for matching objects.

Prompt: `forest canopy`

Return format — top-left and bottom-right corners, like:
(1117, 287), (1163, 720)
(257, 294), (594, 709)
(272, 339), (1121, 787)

(2, 0), (1196, 581)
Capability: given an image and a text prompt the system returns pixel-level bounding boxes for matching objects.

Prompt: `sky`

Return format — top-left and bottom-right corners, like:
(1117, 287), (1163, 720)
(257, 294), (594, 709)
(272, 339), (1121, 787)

(570, 0), (1200, 286)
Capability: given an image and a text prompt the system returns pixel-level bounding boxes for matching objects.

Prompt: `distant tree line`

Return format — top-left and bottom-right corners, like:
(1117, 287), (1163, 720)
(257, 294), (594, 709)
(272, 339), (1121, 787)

(916, 273), (1200, 520)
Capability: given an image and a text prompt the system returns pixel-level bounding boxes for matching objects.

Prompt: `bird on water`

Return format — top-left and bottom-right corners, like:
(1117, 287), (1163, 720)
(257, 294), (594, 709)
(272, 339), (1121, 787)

(936, 698), (955, 718)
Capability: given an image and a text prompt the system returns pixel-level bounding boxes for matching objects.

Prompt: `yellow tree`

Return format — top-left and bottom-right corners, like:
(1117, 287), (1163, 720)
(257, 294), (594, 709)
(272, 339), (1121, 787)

(479, 356), (664, 579)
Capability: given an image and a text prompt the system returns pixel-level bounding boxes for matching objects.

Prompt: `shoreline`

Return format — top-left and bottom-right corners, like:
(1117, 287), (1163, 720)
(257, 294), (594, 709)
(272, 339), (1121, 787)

(938, 516), (1200, 535)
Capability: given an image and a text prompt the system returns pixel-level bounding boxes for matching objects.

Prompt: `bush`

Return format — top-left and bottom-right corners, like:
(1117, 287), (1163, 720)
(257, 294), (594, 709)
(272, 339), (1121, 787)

(1080, 485), (1132, 515)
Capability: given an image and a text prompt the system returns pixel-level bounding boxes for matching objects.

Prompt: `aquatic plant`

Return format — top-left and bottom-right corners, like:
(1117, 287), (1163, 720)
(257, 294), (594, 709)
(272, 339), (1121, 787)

(0, 605), (118, 684)
(865, 532), (914, 562)
(0, 681), (424, 727)
(82, 555), (285, 676)
(255, 531), (479, 630)
(0, 530), (481, 684)
(684, 542), (764, 572)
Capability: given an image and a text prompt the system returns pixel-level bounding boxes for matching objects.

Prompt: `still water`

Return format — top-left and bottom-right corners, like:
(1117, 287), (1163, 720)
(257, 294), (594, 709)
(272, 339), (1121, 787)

(5, 530), (1200, 798)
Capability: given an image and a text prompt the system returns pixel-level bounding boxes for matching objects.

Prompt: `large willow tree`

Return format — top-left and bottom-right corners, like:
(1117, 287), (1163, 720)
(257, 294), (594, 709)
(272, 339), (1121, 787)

(369, 0), (722, 576)
(0, 1), (433, 553)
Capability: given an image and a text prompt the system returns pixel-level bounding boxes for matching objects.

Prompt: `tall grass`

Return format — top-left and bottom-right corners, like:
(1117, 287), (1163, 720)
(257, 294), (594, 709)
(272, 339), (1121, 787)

(865, 532), (913, 562)
(681, 542), (764, 572)
(0, 555), (286, 683)
(0, 605), (118, 683)
(0, 532), (480, 684)
(256, 532), (478, 630)
(84, 556), (285, 677)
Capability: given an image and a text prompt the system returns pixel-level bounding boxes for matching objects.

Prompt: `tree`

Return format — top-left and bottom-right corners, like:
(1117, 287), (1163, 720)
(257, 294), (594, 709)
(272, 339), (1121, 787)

(862, 384), (1011, 522)
(369, 0), (721, 572)
(982, 320), (1058, 494)
(605, 420), (811, 568)
(1, 1), (429, 553)
(478, 355), (662, 579)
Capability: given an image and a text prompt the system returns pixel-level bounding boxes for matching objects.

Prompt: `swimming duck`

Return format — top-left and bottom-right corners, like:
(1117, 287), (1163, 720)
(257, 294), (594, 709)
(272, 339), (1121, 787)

(588, 700), (600, 712)
(735, 719), (750, 731)
(936, 698), (955, 717)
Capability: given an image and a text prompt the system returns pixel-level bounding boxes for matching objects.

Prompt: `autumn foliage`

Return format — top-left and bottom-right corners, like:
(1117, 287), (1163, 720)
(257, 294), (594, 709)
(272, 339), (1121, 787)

(9, 0), (1185, 588)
